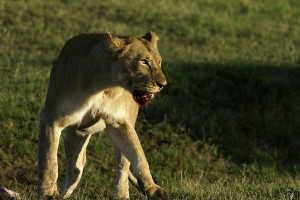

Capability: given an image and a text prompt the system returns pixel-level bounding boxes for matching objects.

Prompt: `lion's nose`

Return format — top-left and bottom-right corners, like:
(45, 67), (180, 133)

(155, 72), (167, 89)
(156, 81), (164, 89)
(156, 79), (167, 89)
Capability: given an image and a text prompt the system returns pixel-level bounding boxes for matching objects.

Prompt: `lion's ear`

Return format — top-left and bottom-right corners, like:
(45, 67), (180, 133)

(142, 31), (159, 49)
(105, 33), (125, 53)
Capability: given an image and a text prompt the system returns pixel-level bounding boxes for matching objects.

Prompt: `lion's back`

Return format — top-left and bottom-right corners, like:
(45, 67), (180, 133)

(61, 33), (106, 57)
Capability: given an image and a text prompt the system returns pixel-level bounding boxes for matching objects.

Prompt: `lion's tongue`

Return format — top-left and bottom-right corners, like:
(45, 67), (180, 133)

(133, 90), (155, 105)
(141, 93), (150, 99)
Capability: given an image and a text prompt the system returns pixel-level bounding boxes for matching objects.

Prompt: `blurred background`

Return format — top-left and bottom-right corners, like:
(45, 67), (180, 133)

(0, 0), (300, 199)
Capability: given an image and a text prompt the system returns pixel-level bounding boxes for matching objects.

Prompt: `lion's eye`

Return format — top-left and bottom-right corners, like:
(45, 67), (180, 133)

(140, 60), (148, 65)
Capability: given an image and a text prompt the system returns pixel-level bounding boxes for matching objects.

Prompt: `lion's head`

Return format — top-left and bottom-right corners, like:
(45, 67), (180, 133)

(106, 32), (167, 106)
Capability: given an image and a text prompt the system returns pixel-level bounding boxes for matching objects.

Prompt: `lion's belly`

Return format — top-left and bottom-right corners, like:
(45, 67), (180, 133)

(76, 118), (106, 135)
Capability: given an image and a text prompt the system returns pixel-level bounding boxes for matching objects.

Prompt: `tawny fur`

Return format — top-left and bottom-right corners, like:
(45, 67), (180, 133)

(38, 32), (167, 199)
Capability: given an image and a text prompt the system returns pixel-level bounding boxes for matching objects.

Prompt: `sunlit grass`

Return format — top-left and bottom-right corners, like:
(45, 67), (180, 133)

(1, 0), (300, 199)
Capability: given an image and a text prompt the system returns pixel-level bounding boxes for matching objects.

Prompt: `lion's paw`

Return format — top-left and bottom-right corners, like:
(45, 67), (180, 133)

(146, 185), (168, 200)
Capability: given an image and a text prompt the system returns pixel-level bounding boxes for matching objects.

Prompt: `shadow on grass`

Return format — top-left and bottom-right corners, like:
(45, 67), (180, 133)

(139, 62), (300, 171)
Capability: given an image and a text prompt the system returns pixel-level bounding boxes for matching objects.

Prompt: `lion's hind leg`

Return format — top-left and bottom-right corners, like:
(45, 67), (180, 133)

(114, 150), (131, 199)
(60, 129), (91, 199)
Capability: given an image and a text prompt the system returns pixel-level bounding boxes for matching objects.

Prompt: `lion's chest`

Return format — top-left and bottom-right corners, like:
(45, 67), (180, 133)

(76, 87), (135, 134)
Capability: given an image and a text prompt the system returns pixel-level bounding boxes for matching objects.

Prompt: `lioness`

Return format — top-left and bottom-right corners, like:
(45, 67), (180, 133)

(38, 32), (168, 199)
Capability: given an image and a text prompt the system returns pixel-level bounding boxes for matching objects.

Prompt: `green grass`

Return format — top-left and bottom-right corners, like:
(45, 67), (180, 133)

(1, 0), (300, 199)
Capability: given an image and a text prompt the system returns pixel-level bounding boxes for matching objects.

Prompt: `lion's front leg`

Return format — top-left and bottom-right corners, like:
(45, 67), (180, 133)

(107, 123), (168, 200)
(38, 114), (61, 198)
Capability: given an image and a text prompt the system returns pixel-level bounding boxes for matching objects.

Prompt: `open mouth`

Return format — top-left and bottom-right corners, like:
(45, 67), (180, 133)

(133, 90), (155, 106)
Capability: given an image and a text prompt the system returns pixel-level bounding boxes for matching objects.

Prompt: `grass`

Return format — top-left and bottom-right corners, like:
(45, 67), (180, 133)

(1, 0), (300, 199)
